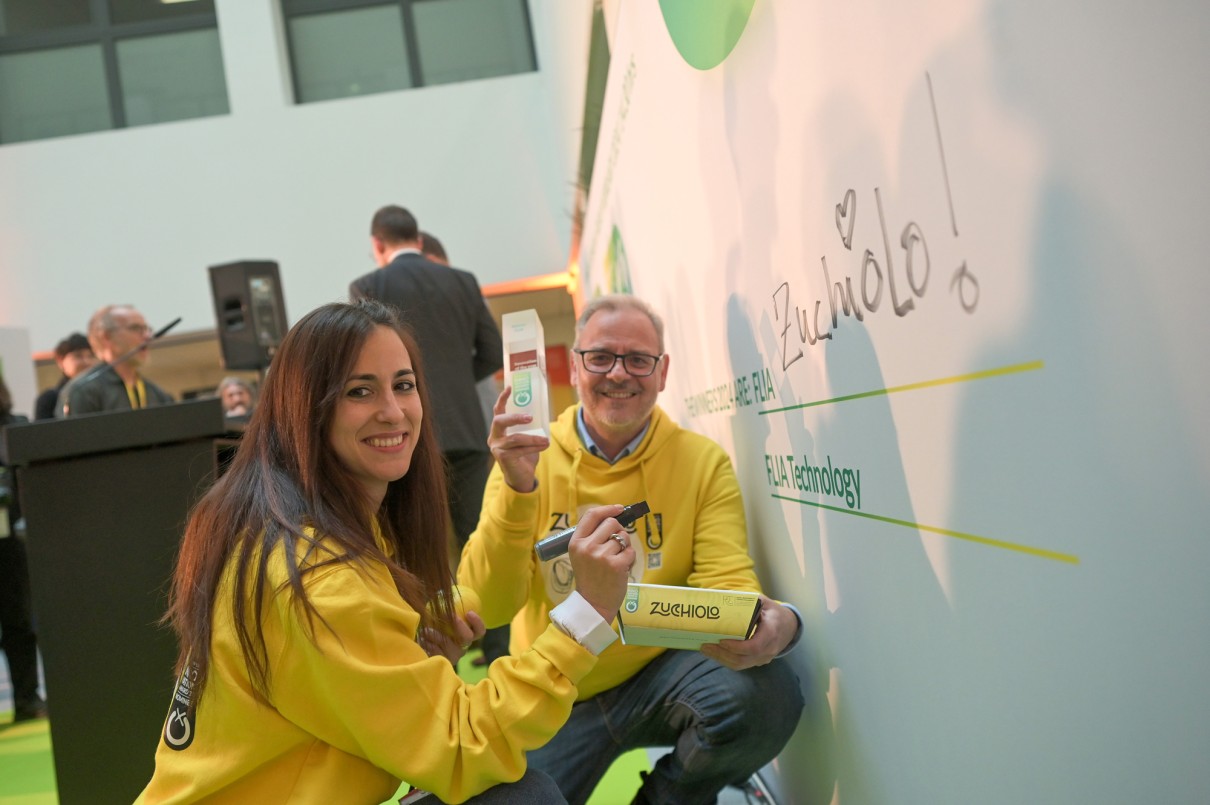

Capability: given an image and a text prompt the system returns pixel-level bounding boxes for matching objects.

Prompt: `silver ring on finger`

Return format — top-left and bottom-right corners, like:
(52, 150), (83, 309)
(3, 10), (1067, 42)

(610, 532), (629, 549)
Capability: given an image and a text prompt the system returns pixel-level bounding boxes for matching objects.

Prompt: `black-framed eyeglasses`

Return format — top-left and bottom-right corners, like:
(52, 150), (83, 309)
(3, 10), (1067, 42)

(573, 349), (663, 377)
(118, 323), (153, 335)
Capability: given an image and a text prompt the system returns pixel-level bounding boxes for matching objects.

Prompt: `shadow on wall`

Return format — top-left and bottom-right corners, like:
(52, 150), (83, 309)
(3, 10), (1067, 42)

(935, 3), (1210, 799)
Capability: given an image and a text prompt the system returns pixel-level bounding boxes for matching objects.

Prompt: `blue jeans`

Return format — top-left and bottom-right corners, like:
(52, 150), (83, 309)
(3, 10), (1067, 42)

(526, 650), (803, 805)
(430, 768), (566, 804)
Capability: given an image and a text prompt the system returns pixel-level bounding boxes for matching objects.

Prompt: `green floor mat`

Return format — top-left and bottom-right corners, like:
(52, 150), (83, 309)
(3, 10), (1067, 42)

(0, 717), (57, 804)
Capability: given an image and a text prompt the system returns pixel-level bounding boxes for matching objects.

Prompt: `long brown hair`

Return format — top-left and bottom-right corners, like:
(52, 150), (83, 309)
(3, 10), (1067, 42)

(166, 299), (454, 698)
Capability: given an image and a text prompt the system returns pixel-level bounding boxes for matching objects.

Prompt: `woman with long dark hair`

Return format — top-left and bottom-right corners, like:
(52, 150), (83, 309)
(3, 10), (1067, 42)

(139, 300), (634, 804)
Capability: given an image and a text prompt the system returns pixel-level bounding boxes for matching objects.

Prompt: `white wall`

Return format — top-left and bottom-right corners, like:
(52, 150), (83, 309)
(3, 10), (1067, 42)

(582, 2), (1210, 803)
(0, 0), (591, 354)
(0, 327), (36, 418)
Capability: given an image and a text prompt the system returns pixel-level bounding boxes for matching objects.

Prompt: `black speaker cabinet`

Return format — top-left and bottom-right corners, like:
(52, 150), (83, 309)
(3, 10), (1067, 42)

(208, 260), (288, 371)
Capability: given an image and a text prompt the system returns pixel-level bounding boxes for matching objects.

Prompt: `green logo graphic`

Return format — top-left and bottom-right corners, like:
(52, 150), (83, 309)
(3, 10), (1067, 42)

(658, 0), (756, 70)
(513, 371), (533, 406)
(624, 586), (640, 614)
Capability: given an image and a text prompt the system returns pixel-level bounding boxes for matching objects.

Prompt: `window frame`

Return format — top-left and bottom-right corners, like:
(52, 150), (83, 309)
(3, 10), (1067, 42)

(0, 0), (224, 141)
(279, 0), (539, 104)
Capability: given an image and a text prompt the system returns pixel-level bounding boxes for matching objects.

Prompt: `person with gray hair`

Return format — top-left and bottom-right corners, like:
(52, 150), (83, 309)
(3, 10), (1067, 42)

(216, 376), (254, 417)
(59, 304), (173, 417)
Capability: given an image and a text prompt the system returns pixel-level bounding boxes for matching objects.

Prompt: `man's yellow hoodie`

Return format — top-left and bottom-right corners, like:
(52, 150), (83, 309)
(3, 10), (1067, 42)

(459, 404), (762, 700)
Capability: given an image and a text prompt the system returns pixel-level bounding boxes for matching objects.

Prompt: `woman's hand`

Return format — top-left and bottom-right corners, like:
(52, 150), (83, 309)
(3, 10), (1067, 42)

(421, 608), (486, 665)
(567, 504), (635, 623)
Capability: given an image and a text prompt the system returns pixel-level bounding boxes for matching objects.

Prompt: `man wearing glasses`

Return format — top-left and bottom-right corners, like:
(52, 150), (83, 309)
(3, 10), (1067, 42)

(60, 305), (174, 417)
(459, 294), (804, 804)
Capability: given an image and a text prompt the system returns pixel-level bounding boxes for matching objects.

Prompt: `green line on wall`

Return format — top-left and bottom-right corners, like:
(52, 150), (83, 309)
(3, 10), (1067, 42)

(759, 360), (1044, 415)
(772, 493), (1079, 564)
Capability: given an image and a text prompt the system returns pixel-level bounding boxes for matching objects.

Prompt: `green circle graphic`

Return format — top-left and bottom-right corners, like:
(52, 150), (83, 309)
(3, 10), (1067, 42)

(659, 0), (757, 70)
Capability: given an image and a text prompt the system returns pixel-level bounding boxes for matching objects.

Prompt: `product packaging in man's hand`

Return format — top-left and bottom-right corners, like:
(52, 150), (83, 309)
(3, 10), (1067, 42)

(617, 583), (761, 650)
(502, 309), (550, 438)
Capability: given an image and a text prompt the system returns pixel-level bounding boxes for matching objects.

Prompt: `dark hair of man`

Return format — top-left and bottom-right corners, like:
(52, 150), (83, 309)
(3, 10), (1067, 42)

(55, 332), (92, 360)
(165, 299), (455, 699)
(419, 230), (447, 262)
(0, 372), (11, 416)
(371, 205), (419, 246)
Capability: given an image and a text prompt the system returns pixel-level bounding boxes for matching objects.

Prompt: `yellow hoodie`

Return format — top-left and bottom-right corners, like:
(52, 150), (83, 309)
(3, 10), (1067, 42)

(138, 527), (599, 804)
(459, 405), (761, 700)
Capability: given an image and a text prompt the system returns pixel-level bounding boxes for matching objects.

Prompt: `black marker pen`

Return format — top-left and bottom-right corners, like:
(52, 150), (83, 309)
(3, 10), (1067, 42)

(534, 500), (650, 561)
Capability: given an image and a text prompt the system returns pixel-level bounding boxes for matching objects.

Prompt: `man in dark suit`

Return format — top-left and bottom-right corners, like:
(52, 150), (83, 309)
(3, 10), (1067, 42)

(420, 230), (501, 431)
(350, 206), (503, 553)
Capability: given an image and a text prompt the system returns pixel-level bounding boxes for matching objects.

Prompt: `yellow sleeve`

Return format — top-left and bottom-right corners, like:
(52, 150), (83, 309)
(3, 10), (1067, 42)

(457, 464), (544, 627)
(685, 441), (763, 594)
(265, 558), (595, 803)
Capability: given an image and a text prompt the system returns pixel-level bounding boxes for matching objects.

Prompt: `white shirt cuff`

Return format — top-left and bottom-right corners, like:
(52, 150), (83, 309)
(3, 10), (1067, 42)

(549, 591), (618, 655)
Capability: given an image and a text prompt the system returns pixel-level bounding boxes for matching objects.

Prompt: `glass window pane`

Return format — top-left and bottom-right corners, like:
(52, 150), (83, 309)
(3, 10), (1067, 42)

(413, 0), (535, 87)
(107, 0), (217, 25)
(289, 7), (412, 104)
(0, 0), (92, 35)
(117, 28), (229, 126)
(0, 45), (112, 143)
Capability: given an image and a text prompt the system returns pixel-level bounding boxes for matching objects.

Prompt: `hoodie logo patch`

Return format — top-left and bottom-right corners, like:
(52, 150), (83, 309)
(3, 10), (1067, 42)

(163, 663), (199, 751)
(644, 513), (664, 550)
(541, 506), (647, 603)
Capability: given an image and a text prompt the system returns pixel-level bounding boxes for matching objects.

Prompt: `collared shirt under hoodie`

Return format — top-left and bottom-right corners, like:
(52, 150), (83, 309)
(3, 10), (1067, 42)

(459, 404), (761, 701)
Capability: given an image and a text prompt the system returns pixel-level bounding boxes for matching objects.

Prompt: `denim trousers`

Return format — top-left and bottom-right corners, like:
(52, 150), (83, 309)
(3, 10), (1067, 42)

(428, 768), (566, 804)
(526, 650), (804, 805)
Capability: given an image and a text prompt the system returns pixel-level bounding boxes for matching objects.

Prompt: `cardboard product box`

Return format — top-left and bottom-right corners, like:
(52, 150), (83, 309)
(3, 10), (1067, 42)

(617, 583), (762, 650)
(501, 309), (550, 438)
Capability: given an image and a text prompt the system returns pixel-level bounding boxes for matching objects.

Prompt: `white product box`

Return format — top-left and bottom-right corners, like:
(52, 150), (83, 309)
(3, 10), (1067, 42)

(502, 309), (550, 437)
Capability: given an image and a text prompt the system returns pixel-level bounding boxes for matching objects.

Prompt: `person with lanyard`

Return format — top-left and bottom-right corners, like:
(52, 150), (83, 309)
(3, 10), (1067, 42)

(59, 304), (174, 417)
(458, 294), (805, 804)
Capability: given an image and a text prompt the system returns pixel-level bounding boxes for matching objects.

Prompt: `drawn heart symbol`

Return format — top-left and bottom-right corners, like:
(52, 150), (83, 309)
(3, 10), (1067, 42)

(835, 189), (856, 250)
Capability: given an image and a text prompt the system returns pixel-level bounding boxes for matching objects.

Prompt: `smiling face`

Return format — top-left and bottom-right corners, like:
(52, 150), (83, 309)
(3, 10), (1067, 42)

(328, 325), (423, 508)
(572, 306), (669, 455)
